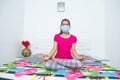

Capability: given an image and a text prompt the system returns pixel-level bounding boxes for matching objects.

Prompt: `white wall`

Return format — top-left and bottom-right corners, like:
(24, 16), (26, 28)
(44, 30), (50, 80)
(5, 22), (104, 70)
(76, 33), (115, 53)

(1, 0), (119, 69)
(104, 0), (120, 69)
(0, 0), (25, 65)
(23, 0), (105, 58)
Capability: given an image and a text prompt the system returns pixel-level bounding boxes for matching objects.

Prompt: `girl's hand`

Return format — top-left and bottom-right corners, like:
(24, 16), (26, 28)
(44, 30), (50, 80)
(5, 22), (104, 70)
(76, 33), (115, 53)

(78, 55), (84, 61)
(78, 55), (87, 61)
(43, 56), (50, 61)
(52, 57), (59, 62)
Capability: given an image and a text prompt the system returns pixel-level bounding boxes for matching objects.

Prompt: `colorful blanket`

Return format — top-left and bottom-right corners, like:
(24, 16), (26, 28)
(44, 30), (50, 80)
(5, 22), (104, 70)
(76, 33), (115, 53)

(0, 58), (120, 80)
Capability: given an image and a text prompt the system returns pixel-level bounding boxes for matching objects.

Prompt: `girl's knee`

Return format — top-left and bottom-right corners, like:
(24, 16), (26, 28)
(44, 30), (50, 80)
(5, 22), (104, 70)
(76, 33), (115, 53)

(74, 59), (83, 67)
(44, 60), (53, 68)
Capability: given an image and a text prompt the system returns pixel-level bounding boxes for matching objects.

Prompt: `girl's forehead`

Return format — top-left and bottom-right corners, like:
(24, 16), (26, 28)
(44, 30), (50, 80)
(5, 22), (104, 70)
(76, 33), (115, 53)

(62, 21), (69, 24)
(62, 21), (68, 23)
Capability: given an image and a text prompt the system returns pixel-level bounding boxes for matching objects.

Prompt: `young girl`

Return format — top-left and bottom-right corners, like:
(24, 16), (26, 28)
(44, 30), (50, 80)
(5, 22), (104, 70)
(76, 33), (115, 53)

(43, 19), (85, 71)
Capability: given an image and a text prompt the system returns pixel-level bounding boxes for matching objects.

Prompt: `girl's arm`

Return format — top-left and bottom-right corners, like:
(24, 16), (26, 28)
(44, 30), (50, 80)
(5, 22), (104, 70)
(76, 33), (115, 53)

(44, 41), (57, 60)
(71, 43), (80, 59)
(72, 43), (87, 60)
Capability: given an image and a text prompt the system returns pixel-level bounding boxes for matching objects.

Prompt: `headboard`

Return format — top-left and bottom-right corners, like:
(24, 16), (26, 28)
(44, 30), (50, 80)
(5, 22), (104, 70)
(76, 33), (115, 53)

(30, 39), (91, 56)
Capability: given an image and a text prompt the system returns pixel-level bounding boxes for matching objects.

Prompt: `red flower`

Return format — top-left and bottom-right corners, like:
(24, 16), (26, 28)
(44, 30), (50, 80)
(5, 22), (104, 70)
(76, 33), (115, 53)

(22, 40), (30, 48)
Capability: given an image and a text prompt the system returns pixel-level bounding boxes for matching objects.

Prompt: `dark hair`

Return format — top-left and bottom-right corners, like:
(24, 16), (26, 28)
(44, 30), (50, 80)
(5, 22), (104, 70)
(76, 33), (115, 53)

(59, 19), (71, 34)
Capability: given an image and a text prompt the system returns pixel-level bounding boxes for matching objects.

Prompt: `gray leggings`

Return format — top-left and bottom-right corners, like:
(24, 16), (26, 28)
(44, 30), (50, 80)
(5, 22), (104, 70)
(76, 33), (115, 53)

(44, 59), (83, 70)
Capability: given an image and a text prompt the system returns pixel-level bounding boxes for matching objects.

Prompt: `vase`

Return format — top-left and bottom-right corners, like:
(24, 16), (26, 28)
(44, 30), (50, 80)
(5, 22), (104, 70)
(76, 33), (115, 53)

(22, 48), (31, 57)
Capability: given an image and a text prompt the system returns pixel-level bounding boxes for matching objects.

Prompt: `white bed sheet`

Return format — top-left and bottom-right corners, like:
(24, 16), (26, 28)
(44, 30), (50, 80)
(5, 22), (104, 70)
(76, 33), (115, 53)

(0, 73), (118, 80)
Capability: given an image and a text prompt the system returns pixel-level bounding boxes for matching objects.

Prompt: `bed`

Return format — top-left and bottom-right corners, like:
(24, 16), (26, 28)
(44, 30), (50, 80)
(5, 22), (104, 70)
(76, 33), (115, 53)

(0, 39), (120, 80)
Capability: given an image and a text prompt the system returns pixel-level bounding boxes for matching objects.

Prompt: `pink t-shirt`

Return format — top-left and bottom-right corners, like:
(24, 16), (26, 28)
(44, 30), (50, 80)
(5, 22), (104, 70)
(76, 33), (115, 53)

(54, 34), (77, 59)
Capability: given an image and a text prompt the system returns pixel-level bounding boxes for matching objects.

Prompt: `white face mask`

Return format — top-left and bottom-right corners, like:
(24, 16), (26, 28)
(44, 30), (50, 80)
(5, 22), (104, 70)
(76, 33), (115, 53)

(61, 25), (70, 33)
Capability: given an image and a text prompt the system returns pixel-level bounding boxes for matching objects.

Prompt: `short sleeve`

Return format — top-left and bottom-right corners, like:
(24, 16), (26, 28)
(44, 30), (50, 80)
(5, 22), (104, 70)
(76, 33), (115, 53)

(54, 34), (59, 42)
(72, 35), (77, 43)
